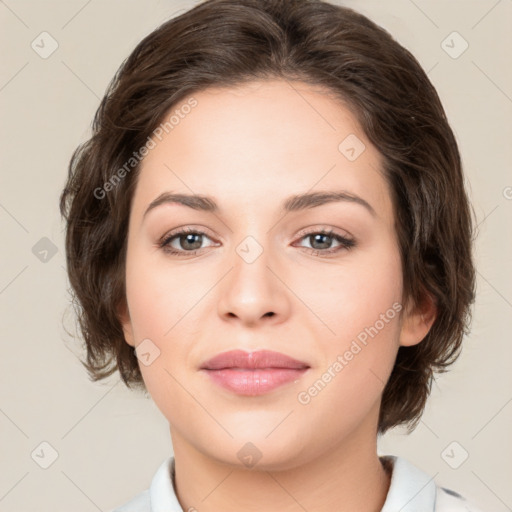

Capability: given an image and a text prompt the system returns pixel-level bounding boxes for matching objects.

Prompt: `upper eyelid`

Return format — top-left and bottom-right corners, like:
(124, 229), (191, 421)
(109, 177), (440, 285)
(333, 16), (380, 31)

(160, 226), (217, 242)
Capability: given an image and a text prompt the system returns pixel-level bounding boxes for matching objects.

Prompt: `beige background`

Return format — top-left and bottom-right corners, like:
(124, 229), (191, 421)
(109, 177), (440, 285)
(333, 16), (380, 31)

(1, 0), (511, 510)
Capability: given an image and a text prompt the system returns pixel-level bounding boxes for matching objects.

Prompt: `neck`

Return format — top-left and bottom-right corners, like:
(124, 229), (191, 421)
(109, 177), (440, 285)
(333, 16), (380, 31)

(170, 427), (391, 512)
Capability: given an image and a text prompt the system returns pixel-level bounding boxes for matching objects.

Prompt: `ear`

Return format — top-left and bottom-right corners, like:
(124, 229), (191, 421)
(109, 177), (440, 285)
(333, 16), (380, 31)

(399, 292), (437, 347)
(117, 299), (136, 348)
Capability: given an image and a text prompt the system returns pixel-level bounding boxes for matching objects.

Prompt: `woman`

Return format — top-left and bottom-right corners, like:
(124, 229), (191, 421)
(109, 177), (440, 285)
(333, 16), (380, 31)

(59, 0), (482, 510)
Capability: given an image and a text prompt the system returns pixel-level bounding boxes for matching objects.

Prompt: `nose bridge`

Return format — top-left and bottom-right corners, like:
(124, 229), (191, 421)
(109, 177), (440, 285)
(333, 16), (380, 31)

(217, 229), (289, 325)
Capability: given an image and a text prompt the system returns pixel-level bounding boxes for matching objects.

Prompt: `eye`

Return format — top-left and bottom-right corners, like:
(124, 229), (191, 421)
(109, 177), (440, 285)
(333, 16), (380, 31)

(293, 228), (356, 256)
(158, 227), (217, 256)
(158, 226), (356, 257)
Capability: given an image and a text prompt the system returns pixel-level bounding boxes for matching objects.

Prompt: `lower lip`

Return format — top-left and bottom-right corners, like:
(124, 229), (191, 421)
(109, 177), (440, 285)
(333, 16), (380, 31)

(202, 368), (309, 395)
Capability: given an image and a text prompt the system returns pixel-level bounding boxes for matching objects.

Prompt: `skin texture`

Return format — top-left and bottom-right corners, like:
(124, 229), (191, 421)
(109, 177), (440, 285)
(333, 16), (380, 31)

(119, 79), (436, 512)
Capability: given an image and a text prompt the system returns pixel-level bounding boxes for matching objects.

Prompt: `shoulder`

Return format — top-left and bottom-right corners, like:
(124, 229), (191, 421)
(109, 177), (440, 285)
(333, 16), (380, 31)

(435, 485), (485, 512)
(109, 489), (150, 512)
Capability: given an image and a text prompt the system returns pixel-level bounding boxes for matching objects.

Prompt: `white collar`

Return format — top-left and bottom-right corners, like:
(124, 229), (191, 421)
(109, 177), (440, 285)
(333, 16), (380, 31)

(146, 455), (437, 512)
(148, 456), (182, 512)
(379, 455), (436, 511)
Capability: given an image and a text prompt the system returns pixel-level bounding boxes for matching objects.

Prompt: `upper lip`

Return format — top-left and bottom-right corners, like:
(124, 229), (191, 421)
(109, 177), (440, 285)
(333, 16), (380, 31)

(200, 350), (310, 370)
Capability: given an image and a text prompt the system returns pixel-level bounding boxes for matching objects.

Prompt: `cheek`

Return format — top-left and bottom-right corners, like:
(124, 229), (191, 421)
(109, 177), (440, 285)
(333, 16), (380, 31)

(300, 240), (403, 345)
(124, 255), (199, 420)
(296, 304), (402, 435)
(124, 246), (203, 341)
(297, 242), (403, 402)
(123, 248), (212, 398)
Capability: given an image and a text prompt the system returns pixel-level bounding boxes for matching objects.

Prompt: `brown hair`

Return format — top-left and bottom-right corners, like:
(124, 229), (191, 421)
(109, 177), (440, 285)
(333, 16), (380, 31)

(59, 0), (477, 433)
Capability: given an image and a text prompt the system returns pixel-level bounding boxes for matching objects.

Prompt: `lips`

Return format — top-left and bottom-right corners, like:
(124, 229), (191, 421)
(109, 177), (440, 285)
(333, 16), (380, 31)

(200, 350), (310, 396)
(200, 349), (310, 370)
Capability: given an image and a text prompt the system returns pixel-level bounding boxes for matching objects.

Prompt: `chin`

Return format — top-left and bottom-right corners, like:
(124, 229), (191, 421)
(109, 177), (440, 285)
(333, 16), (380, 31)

(196, 428), (311, 472)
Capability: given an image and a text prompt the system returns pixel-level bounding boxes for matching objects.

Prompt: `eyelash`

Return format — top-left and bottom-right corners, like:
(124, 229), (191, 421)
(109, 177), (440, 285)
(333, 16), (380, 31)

(158, 226), (356, 258)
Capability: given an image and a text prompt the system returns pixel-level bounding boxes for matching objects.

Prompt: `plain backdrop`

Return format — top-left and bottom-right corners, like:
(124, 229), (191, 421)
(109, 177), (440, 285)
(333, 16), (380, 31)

(1, 0), (511, 511)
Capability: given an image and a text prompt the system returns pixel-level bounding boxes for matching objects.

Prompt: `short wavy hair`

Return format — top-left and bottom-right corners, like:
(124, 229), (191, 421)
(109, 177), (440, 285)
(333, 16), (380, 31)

(59, 0), (477, 434)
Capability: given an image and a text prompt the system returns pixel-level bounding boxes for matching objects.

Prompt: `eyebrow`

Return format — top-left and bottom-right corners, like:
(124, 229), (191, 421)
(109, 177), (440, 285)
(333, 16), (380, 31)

(143, 190), (377, 219)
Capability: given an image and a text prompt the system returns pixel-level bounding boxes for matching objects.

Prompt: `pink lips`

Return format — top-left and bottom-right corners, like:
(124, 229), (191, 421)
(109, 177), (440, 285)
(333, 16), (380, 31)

(200, 349), (310, 396)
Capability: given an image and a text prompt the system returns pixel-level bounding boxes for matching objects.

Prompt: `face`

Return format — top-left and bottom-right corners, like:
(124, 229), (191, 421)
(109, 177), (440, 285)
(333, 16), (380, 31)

(119, 79), (434, 470)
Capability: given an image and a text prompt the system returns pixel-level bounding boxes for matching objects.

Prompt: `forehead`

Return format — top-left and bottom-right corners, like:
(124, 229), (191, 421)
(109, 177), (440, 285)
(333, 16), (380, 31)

(131, 79), (393, 224)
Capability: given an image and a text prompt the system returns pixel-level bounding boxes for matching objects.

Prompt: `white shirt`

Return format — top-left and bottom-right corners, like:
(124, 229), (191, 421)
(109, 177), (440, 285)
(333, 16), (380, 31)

(111, 455), (484, 512)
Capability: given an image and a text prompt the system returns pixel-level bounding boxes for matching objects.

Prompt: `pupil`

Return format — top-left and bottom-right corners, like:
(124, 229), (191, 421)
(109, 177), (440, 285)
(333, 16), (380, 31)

(312, 234), (331, 249)
(182, 233), (202, 250)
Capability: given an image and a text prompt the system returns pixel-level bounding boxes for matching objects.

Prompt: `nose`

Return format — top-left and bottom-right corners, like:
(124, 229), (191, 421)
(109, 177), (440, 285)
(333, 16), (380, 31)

(217, 244), (291, 327)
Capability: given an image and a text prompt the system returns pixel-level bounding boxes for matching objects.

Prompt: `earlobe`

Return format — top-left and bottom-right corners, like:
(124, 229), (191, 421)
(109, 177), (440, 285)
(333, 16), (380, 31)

(117, 300), (135, 347)
(399, 292), (437, 347)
